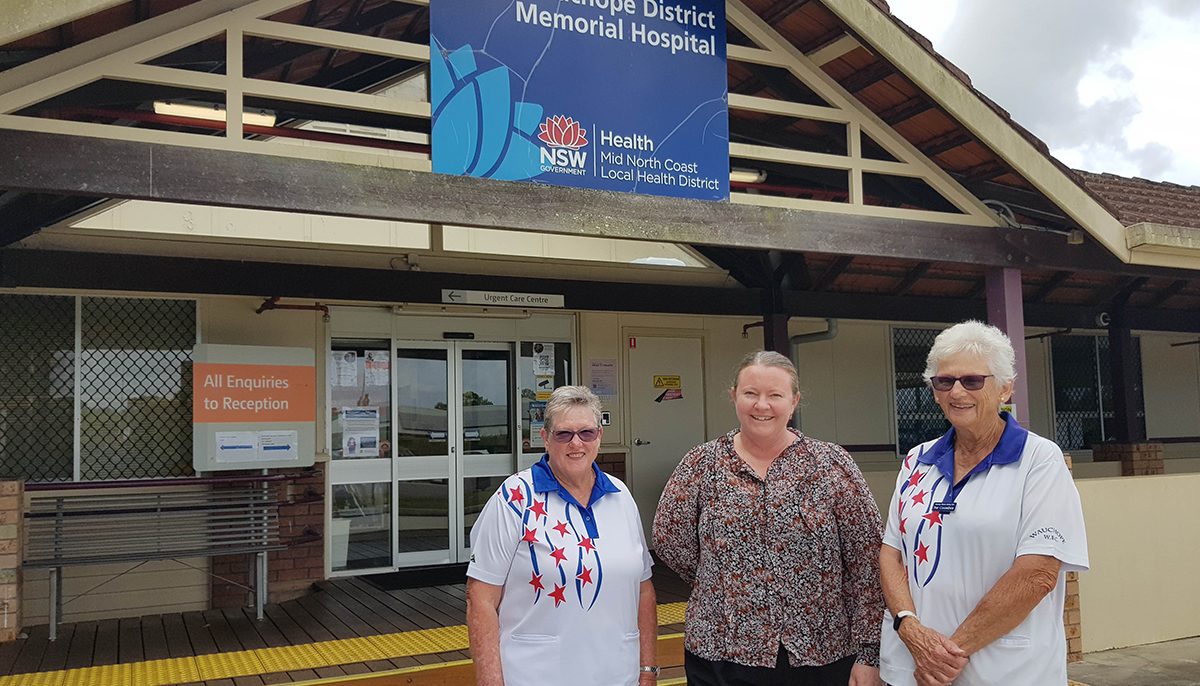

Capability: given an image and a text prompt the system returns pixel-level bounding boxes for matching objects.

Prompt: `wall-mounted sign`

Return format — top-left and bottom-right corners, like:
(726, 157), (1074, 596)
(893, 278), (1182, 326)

(441, 289), (564, 308)
(430, 0), (728, 201)
(193, 344), (316, 471)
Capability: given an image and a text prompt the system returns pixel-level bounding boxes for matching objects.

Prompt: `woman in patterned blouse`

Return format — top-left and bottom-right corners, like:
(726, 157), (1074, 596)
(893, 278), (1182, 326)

(653, 351), (885, 686)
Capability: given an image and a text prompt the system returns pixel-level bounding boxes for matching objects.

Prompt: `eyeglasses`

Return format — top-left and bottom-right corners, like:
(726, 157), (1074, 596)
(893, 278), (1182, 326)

(550, 428), (600, 443)
(929, 374), (993, 391)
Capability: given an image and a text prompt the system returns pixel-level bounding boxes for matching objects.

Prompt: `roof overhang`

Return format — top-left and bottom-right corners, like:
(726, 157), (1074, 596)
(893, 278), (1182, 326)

(1126, 222), (1200, 268)
(817, 0), (1176, 268)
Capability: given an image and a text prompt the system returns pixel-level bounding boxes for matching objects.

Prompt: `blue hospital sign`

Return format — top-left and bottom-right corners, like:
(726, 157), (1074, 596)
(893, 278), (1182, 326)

(430, 0), (729, 201)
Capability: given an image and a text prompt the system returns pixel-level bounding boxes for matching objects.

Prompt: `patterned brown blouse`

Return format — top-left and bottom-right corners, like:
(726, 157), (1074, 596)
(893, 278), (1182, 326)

(652, 429), (884, 668)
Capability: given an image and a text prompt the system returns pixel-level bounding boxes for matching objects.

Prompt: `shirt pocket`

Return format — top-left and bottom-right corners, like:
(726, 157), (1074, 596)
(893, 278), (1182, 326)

(587, 631), (640, 686)
(502, 633), (561, 686)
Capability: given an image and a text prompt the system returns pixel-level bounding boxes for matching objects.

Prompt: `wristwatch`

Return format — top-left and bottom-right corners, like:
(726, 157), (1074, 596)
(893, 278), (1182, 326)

(640, 665), (660, 676)
(893, 610), (917, 631)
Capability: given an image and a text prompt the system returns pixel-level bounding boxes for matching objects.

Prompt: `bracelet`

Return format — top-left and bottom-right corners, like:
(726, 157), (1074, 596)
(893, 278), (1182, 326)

(639, 665), (660, 675)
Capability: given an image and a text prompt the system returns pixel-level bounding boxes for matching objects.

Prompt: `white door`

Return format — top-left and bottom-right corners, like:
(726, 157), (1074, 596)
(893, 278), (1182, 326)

(626, 335), (707, 541)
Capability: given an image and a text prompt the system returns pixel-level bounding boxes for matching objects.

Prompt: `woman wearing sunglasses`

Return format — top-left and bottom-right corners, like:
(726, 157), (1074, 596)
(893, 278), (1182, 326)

(467, 385), (657, 686)
(654, 351), (885, 686)
(879, 321), (1088, 686)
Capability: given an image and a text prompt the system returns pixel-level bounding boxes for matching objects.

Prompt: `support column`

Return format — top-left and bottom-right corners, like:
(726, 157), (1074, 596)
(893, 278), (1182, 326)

(985, 268), (1028, 424)
(760, 287), (790, 355)
(1106, 302), (1144, 443)
(0, 481), (22, 643)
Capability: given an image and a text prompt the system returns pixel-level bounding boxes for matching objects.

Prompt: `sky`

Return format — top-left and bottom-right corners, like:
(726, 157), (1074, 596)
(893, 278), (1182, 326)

(886, 0), (1200, 187)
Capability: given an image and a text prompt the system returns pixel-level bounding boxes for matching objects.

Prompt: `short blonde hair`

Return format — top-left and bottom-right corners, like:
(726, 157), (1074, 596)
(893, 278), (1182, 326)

(543, 385), (602, 431)
(730, 350), (800, 397)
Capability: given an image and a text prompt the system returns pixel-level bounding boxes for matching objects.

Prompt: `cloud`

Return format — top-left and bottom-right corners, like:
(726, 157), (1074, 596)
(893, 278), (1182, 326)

(907, 0), (1198, 183)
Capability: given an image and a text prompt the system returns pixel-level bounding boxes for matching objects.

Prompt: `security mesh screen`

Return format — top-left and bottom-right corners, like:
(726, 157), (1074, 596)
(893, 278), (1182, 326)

(893, 327), (949, 455)
(79, 297), (196, 480)
(1051, 335), (1145, 451)
(0, 295), (75, 481)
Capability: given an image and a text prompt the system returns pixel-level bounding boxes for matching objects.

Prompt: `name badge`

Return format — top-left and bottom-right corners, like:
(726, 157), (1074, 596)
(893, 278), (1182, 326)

(933, 501), (957, 514)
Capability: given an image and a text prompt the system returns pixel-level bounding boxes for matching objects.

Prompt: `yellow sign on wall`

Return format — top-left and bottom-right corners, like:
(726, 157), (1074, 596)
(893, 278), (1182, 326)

(653, 375), (682, 389)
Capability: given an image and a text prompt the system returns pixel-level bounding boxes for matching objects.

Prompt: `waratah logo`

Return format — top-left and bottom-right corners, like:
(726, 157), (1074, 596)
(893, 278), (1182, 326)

(538, 115), (589, 171)
(538, 115), (588, 149)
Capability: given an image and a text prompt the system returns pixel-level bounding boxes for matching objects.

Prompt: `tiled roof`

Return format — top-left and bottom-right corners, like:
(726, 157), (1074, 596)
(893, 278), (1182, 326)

(1075, 170), (1200, 230)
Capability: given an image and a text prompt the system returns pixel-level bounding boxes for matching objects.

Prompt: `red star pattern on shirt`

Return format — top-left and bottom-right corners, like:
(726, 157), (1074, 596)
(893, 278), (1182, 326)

(577, 566), (593, 585)
(549, 584), (567, 606)
(922, 510), (943, 527)
(914, 541), (930, 564)
(911, 489), (927, 505)
(549, 545), (568, 564)
(907, 470), (924, 488)
(903, 454), (912, 469)
(509, 487), (524, 504)
(898, 517), (907, 535)
(521, 527), (538, 544)
(529, 572), (544, 592)
(528, 499), (547, 519)
(578, 537), (595, 553)
(552, 520), (570, 537)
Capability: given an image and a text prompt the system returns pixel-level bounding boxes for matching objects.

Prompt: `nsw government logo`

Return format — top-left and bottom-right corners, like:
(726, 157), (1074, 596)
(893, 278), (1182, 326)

(538, 115), (589, 175)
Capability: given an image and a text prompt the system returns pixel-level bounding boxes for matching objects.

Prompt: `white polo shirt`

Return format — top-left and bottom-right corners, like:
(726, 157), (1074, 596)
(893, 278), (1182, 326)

(468, 456), (653, 686)
(880, 413), (1089, 686)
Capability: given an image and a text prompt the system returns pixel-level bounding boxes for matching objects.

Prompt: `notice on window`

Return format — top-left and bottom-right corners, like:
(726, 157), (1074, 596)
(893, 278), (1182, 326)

(534, 374), (555, 400)
(341, 406), (380, 457)
(533, 342), (555, 375)
(332, 351), (358, 387)
(364, 351), (389, 386)
(215, 431), (258, 463)
(258, 430), (299, 462)
(589, 358), (617, 398)
(529, 401), (547, 450)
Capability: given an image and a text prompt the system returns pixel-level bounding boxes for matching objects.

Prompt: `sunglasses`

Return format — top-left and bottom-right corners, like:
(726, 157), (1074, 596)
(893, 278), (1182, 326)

(550, 428), (600, 444)
(929, 374), (993, 391)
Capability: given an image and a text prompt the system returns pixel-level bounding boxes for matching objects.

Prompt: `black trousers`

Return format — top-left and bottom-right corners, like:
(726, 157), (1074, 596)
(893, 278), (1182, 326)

(684, 646), (856, 686)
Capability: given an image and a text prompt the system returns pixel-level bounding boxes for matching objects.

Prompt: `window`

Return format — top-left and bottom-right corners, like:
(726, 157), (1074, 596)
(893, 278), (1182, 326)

(892, 328), (949, 455)
(1051, 335), (1145, 451)
(0, 294), (196, 482)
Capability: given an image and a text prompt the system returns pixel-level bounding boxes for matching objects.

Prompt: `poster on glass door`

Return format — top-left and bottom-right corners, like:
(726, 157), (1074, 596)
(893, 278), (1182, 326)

(341, 407), (380, 457)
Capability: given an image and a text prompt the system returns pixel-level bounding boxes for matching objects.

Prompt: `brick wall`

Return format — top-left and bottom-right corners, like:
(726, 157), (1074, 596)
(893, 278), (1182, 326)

(1092, 442), (1164, 476)
(597, 451), (627, 482)
(1062, 453), (1082, 663)
(0, 481), (20, 642)
(211, 468), (326, 609)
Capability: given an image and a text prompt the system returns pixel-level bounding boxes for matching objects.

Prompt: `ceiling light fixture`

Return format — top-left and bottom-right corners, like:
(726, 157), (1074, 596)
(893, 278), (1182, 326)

(153, 101), (276, 127)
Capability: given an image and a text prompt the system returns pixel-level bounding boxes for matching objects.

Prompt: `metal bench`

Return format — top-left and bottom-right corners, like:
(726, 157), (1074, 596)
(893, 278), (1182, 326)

(24, 473), (298, 640)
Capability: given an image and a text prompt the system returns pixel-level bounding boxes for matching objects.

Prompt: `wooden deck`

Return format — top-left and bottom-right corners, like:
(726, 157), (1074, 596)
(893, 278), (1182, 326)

(1, 565), (692, 684)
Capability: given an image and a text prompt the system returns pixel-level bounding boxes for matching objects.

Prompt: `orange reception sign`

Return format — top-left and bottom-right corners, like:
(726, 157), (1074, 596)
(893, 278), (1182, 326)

(193, 362), (316, 423)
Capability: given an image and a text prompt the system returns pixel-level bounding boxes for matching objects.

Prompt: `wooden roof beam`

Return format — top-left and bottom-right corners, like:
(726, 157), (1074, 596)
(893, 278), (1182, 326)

(964, 159), (1010, 184)
(1029, 270), (1074, 302)
(1144, 279), (1190, 308)
(892, 261), (932, 296)
(880, 96), (933, 125)
(919, 130), (975, 157)
(806, 34), (864, 67)
(761, 0), (813, 26)
(814, 255), (855, 290)
(838, 60), (894, 93)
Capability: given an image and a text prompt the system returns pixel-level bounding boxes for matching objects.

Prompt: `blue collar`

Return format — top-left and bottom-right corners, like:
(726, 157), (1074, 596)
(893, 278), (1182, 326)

(916, 411), (1028, 483)
(531, 454), (619, 508)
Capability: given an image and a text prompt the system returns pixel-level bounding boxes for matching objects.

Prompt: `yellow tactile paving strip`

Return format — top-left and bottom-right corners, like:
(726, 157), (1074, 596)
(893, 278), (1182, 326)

(0, 602), (692, 686)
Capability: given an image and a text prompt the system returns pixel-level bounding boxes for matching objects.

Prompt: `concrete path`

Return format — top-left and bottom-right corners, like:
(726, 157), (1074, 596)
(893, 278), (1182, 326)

(1069, 636), (1200, 686)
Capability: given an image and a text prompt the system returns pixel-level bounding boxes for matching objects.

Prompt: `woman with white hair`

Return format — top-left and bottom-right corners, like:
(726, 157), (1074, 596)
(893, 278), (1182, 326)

(879, 321), (1089, 686)
(467, 385), (657, 686)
